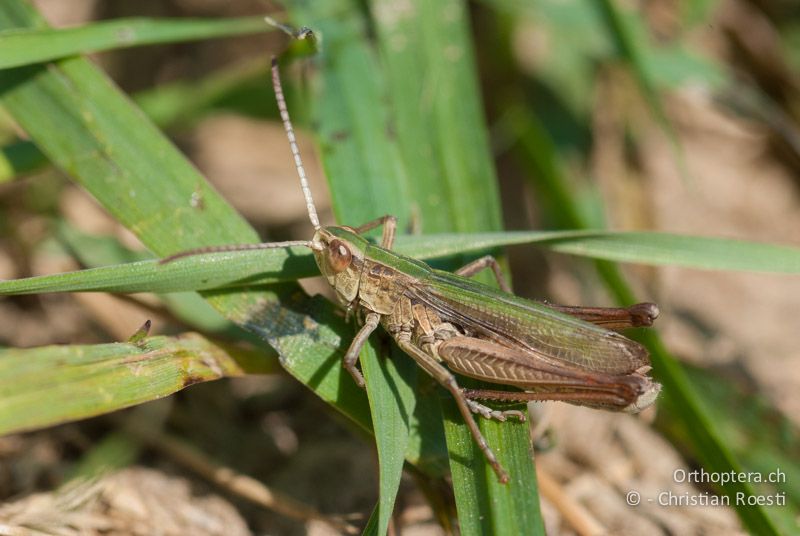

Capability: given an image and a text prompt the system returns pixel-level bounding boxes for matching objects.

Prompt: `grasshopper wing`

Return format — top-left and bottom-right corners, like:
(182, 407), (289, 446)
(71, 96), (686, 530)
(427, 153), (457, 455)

(407, 270), (650, 376)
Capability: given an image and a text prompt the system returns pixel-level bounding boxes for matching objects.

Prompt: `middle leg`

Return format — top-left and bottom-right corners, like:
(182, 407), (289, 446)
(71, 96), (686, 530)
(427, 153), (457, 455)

(455, 255), (511, 293)
(342, 311), (381, 388)
(353, 215), (397, 249)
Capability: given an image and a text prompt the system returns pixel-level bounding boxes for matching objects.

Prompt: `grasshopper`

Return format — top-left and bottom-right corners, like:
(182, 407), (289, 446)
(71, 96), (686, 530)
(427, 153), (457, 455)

(166, 59), (661, 483)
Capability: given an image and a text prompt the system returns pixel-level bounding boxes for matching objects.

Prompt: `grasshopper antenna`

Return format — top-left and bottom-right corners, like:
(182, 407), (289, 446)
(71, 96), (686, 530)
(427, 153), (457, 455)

(271, 57), (320, 231)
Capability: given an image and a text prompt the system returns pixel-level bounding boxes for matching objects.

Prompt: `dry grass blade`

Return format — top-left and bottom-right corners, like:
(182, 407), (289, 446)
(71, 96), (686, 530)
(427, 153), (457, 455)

(125, 423), (361, 534)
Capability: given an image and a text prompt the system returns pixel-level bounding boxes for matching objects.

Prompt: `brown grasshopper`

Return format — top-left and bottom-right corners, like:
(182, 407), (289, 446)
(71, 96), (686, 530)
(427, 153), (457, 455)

(167, 59), (661, 483)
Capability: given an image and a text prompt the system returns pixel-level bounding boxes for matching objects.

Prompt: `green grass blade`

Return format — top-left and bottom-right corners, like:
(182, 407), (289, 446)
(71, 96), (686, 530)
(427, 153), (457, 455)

(443, 403), (537, 534)
(361, 343), (418, 534)
(360, 503), (380, 536)
(2, 230), (796, 297)
(0, 248), (317, 295)
(538, 232), (800, 273)
(0, 334), (252, 436)
(371, 1), (502, 234)
(396, 231), (800, 274)
(0, 16), (273, 69)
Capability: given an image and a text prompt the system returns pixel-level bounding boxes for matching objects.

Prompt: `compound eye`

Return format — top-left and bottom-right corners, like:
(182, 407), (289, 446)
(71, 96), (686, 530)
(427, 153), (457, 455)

(327, 239), (352, 273)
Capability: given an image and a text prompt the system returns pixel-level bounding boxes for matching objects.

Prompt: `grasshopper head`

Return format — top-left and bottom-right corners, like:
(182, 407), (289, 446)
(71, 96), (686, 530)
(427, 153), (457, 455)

(311, 226), (369, 307)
